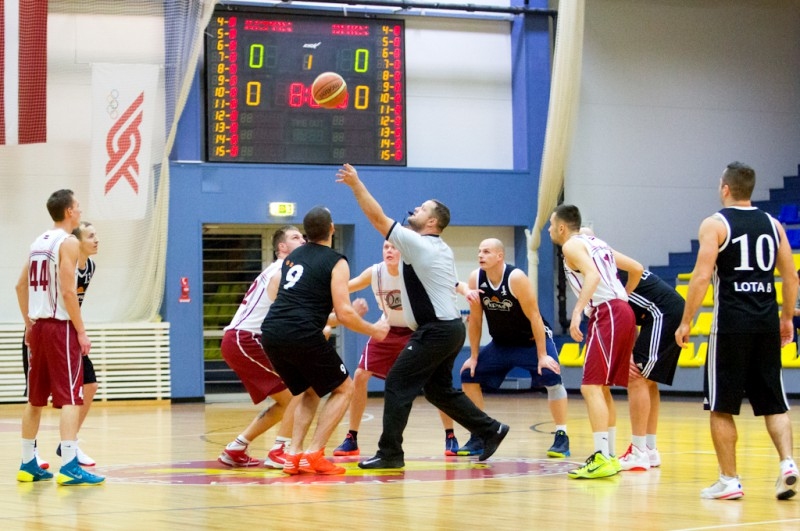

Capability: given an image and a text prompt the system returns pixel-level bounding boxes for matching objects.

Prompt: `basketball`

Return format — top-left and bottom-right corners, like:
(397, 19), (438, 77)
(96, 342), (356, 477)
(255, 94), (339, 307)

(312, 72), (347, 108)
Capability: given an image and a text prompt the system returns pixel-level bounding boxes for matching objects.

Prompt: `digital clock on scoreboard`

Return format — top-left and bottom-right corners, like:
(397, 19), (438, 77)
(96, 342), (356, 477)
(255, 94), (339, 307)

(206, 11), (406, 165)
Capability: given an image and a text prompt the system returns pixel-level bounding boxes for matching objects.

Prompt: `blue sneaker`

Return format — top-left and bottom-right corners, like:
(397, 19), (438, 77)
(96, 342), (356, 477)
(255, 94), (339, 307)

(333, 433), (360, 456)
(456, 433), (484, 456)
(444, 433), (459, 456)
(56, 458), (105, 486)
(17, 459), (53, 482)
(547, 430), (571, 458)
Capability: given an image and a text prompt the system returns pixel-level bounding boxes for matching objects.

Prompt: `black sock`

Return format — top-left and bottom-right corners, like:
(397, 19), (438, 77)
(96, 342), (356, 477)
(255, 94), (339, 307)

(445, 429), (455, 437)
(349, 430), (358, 441)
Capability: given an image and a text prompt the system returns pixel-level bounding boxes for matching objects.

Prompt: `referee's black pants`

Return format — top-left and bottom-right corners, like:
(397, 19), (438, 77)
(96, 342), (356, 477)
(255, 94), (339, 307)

(376, 318), (500, 460)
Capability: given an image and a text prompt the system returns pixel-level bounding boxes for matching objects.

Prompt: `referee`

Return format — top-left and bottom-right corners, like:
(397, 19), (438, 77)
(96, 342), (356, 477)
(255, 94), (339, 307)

(337, 163), (509, 469)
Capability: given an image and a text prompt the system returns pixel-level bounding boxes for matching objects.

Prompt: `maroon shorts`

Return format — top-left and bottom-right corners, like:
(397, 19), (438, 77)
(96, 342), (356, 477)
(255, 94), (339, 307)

(27, 319), (83, 408)
(582, 299), (636, 387)
(221, 329), (288, 404)
(357, 326), (414, 379)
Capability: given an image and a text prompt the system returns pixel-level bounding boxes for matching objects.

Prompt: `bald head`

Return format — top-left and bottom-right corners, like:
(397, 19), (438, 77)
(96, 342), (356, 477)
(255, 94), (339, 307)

(478, 238), (505, 272)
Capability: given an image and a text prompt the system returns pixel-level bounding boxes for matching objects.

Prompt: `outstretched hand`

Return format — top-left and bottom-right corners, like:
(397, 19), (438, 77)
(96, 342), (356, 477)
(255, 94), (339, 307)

(335, 163), (360, 187)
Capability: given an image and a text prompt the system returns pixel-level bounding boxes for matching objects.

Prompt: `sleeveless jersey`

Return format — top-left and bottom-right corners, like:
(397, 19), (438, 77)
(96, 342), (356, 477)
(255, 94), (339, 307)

(76, 257), (95, 307)
(225, 259), (281, 334)
(371, 262), (406, 327)
(261, 243), (345, 342)
(478, 264), (550, 347)
(563, 233), (628, 313)
(27, 228), (73, 321)
(713, 207), (780, 333)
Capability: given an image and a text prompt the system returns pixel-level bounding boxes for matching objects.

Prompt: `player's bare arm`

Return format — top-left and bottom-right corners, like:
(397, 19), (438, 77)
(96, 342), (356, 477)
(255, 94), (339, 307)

(676, 215), (723, 347)
(331, 259), (389, 340)
(561, 237), (600, 342)
(509, 269), (559, 375)
(348, 265), (373, 293)
(773, 219), (799, 346)
(460, 269), (483, 377)
(613, 250), (644, 294)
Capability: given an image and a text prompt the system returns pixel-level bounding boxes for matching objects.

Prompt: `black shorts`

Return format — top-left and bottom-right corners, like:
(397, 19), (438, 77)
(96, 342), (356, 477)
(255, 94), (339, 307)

(704, 331), (789, 416)
(23, 336), (98, 397)
(261, 335), (349, 397)
(632, 311), (682, 385)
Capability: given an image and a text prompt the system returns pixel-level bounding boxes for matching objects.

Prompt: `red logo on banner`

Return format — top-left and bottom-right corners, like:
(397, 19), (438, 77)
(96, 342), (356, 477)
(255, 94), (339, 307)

(104, 92), (144, 194)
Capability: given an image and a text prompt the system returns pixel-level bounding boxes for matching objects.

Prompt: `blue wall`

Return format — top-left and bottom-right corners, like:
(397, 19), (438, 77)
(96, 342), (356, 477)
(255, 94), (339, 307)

(164, 4), (554, 399)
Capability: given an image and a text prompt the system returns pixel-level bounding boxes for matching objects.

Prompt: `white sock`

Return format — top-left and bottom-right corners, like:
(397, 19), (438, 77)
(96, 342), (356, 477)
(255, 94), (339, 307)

(227, 436), (249, 451)
(61, 440), (78, 465)
(555, 425), (567, 433)
(593, 432), (609, 457)
(646, 434), (657, 450)
(608, 427), (616, 456)
(632, 435), (647, 451)
(22, 438), (35, 463)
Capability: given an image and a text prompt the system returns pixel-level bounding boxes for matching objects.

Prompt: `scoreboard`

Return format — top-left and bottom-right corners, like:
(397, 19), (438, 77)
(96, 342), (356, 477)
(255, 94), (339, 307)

(206, 10), (406, 165)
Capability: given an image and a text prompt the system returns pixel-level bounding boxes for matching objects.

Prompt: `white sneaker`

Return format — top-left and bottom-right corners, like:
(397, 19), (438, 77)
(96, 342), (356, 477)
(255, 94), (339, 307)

(619, 443), (650, 471)
(35, 450), (49, 470)
(701, 476), (744, 500)
(647, 447), (661, 468)
(76, 447), (96, 467)
(776, 458), (799, 500)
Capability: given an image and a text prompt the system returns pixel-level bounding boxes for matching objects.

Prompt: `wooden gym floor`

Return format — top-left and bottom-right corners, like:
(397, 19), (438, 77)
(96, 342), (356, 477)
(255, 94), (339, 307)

(0, 392), (798, 530)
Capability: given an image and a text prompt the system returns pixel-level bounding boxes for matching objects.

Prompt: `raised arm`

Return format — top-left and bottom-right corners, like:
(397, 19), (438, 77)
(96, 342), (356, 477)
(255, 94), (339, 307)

(336, 164), (394, 236)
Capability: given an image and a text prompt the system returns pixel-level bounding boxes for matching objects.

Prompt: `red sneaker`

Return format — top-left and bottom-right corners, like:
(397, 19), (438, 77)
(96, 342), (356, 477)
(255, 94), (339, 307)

(301, 449), (345, 475)
(218, 447), (262, 467)
(264, 442), (286, 469)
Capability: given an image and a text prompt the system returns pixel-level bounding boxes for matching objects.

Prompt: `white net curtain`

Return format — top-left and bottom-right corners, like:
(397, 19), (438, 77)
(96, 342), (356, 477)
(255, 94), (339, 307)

(0, 0), (217, 324)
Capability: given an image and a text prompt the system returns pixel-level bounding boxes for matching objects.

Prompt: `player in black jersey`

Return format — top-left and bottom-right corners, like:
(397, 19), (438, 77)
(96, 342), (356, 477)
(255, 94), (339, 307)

(262, 206), (389, 475)
(676, 162), (798, 500)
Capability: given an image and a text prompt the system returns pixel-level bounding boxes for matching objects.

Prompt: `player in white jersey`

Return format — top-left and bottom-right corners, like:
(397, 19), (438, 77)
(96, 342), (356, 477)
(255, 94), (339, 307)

(549, 204), (638, 479)
(15, 189), (104, 485)
(218, 226), (306, 468)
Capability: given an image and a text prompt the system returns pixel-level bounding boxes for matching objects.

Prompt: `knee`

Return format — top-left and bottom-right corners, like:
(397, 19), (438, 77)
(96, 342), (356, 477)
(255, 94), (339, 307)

(545, 384), (567, 401)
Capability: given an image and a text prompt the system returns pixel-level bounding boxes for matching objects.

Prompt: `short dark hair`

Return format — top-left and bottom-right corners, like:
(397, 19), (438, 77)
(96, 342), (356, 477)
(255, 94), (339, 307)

(722, 161), (756, 201)
(271, 225), (300, 260)
(47, 189), (75, 222)
(303, 206), (332, 243)
(552, 204), (582, 231)
(430, 199), (450, 231)
(72, 221), (92, 240)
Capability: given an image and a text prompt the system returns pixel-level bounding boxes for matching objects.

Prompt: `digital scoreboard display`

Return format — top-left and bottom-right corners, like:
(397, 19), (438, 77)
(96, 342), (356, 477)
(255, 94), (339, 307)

(206, 11), (406, 165)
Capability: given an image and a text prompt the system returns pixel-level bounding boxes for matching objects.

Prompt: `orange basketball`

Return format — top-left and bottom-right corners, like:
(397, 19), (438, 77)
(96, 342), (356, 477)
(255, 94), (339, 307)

(312, 72), (347, 109)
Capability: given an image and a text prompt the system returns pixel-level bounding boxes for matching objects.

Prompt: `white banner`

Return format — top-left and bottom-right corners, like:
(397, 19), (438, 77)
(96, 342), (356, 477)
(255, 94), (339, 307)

(89, 63), (158, 220)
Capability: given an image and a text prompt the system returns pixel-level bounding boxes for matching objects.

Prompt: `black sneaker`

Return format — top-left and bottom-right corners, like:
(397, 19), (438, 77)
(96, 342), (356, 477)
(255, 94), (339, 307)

(479, 423), (509, 462)
(358, 455), (405, 469)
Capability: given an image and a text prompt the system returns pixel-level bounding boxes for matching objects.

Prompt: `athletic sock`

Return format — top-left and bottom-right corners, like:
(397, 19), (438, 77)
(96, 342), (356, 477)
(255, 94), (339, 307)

(608, 427), (617, 456)
(593, 432), (610, 457)
(348, 429), (358, 441)
(555, 425), (567, 433)
(646, 434), (657, 450)
(632, 435), (647, 450)
(445, 428), (455, 437)
(227, 436), (250, 451)
(22, 438), (35, 463)
(60, 440), (78, 464)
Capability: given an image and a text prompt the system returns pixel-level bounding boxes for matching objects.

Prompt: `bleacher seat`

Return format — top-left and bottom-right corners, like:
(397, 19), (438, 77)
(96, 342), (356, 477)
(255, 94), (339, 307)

(787, 228), (800, 249)
(677, 342), (706, 367)
(559, 343), (585, 367)
(675, 284), (688, 299)
(778, 204), (800, 225)
(782, 342), (800, 368)
(690, 312), (713, 336)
